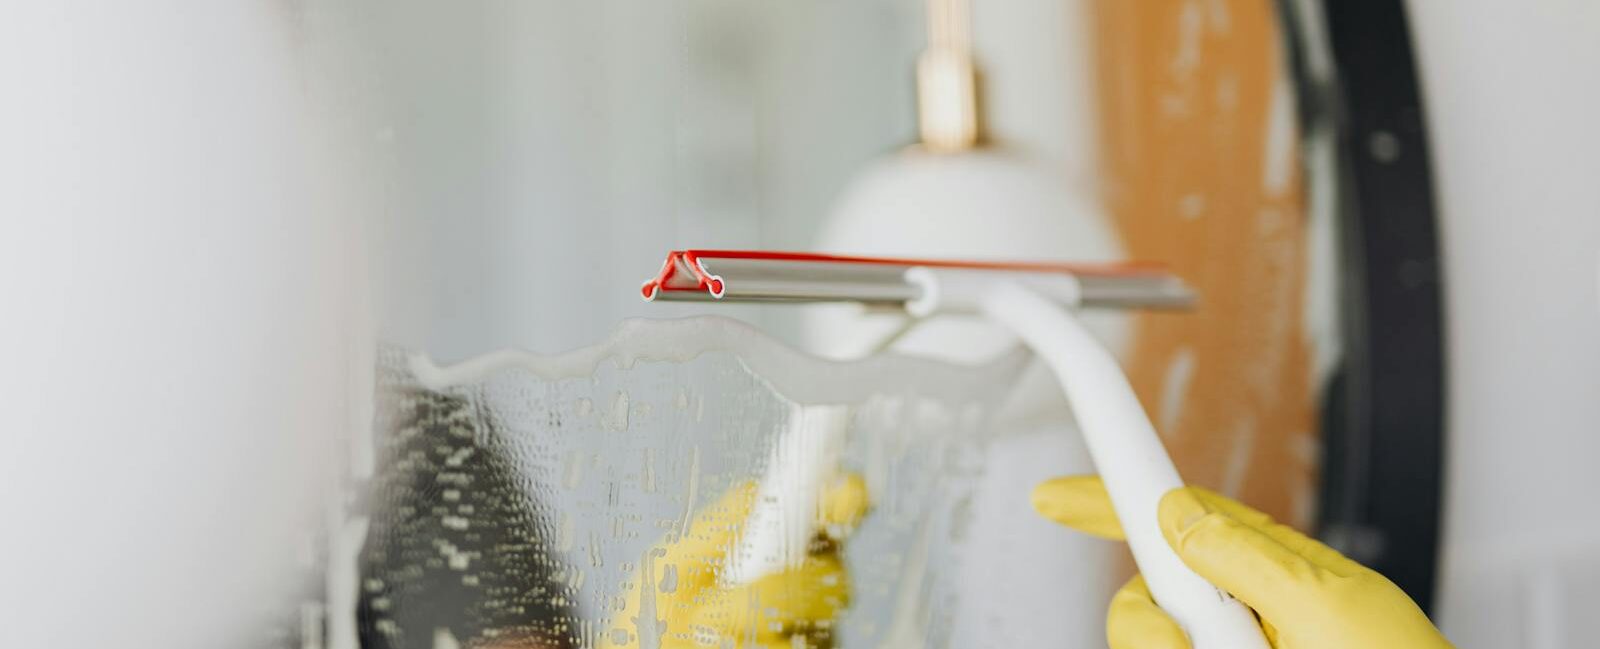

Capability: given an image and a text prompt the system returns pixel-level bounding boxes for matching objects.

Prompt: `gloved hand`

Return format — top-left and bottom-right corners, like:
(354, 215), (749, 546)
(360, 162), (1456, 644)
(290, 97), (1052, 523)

(601, 475), (869, 649)
(1032, 476), (1454, 649)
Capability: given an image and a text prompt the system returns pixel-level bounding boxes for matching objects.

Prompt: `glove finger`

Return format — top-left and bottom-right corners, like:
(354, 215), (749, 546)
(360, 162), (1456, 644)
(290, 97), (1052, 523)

(1031, 476), (1284, 543)
(1158, 487), (1332, 625)
(819, 472), (870, 540)
(653, 481), (761, 589)
(634, 476), (864, 649)
(683, 551), (850, 645)
(1036, 477), (1361, 578)
(1107, 575), (1192, 649)
(612, 480), (763, 641)
(661, 632), (833, 649)
(1180, 486), (1361, 577)
(1031, 475), (1126, 540)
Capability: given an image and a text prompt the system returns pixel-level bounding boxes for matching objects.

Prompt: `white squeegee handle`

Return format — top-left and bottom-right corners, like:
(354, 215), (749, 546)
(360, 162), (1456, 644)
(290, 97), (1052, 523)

(724, 403), (852, 586)
(907, 268), (1271, 649)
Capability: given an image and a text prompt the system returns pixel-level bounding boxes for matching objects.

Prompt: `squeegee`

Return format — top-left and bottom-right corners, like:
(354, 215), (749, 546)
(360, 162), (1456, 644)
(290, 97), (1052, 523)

(641, 249), (1270, 649)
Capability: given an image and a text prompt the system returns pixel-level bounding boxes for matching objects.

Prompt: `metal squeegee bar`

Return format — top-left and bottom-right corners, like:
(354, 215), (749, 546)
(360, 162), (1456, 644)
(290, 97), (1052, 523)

(640, 249), (1196, 309)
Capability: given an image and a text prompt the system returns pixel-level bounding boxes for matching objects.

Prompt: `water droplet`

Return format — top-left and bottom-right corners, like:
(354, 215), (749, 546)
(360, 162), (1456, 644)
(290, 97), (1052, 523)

(604, 391), (630, 431)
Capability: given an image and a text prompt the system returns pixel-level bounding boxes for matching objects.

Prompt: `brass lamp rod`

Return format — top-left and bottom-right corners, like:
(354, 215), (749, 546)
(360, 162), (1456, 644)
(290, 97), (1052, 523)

(918, 0), (981, 152)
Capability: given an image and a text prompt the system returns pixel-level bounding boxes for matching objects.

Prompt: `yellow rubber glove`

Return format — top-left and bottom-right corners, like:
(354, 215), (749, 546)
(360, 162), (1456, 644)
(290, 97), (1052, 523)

(1032, 476), (1453, 649)
(601, 475), (869, 649)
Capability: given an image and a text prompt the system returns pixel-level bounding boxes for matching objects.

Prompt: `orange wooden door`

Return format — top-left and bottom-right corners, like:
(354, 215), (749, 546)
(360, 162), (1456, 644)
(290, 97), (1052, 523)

(1093, 0), (1318, 530)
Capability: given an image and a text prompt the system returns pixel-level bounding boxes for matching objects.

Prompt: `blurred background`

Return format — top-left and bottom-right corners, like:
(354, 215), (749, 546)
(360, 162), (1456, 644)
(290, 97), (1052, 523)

(352, 0), (1097, 358)
(3, 1), (1599, 648)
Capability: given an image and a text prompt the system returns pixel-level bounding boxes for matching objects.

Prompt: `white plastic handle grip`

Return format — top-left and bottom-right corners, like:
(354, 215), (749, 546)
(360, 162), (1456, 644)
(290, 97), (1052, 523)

(978, 282), (1271, 649)
(725, 403), (851, 585)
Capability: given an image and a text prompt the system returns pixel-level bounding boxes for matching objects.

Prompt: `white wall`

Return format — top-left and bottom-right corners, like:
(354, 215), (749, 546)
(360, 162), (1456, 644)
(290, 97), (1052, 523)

(1407, 2), (1600, 647)
(360, 0), (924, 360)
(358, 0), (1101, 362)
(1, 3), (363, 647)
